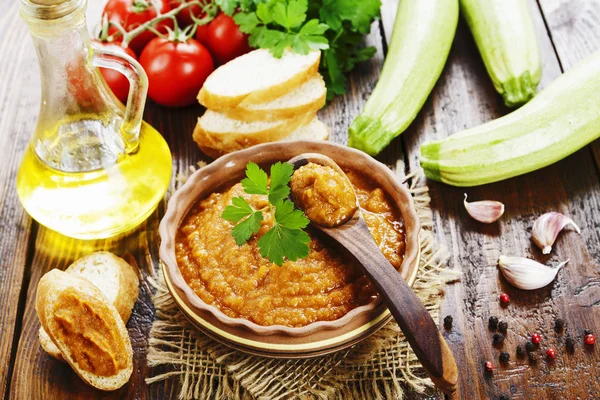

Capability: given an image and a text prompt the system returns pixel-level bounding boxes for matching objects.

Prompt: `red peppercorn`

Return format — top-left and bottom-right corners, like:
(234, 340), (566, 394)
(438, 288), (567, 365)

(485, 361), (494, 371)
(585, 334), (596, 345)
(531, 333), (542, 344)
(500, 293), (510, 304)
(546, 348), (556, 359)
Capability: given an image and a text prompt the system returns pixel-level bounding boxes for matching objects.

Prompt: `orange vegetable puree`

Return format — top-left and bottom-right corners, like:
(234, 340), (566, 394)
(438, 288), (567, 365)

(175, 168), (406, 327)
(53, 288), (127, 376)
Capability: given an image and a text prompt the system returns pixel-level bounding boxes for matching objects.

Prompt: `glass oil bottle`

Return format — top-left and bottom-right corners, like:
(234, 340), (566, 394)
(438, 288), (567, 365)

(17, 0), (172, 239)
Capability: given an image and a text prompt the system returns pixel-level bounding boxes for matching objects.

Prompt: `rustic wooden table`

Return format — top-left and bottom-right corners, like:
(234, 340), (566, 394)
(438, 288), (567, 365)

(1, 0), (600, 398)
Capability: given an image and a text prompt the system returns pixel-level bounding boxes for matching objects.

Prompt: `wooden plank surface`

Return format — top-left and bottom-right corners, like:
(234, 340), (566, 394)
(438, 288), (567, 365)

(4, 0), (198, 396)
(1, 0), (600, 399)
(0, 1), (40, 397)
(390, 0), (600, 398)
(538, 0), (600, 181)
(5, 2), (397, 400)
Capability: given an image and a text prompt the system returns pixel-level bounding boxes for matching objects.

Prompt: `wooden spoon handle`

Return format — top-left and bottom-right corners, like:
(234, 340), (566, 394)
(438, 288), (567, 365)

(330, 222), (458, 394)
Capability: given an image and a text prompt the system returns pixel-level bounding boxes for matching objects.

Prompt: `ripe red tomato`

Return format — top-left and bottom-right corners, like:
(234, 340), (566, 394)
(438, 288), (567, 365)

(140, 37), (214, 107)
(196, 13), (250, 65)
(169, 0), (206, 27)
(195, 22), (210, 46)
(103, 0), (173, 55)
(93, 40), (137, 104)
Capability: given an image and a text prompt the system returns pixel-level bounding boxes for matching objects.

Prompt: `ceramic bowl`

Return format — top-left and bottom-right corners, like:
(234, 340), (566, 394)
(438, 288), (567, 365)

(159, 140), (420, 339)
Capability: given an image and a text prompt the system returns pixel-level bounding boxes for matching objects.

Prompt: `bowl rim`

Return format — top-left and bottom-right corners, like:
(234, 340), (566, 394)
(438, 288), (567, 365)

(159, 140), (421, 337)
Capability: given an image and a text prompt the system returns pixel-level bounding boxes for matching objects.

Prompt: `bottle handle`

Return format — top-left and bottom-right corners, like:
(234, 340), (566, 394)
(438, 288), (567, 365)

(90, 44), (148, 153)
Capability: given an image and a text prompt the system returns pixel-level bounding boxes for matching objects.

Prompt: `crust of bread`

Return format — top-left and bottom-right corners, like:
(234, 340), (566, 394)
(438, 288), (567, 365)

(198, 54), (320, 110)
(222, 87), (326, 122)
(197, 117), (330, 158)
(193, 111), (316, 155)
(36, 269), (133, 391)
(197, 145), (226, 159)
(39, 252), (139, 362)
(39, 328), (64, 361)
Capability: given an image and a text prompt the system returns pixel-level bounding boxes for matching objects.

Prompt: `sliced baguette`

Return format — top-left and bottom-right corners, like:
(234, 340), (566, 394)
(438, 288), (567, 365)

(284, 117), (329, 141)
(222, 74), (326, 122)
(198, 117), (329, 158)
(198, 49), (320, 110)
(39, 252), (139, 361)
(39, 326), (63, 360)
(66, 252), (139, 322)
(36, 269), (133, 391)
(193, 110), (316, 155)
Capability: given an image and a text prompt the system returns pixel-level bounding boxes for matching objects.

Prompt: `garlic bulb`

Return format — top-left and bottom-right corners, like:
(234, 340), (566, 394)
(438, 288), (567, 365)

(463, 194), (505, 223)
(532, 212), (581, 254)
(498, 256), (568, 290)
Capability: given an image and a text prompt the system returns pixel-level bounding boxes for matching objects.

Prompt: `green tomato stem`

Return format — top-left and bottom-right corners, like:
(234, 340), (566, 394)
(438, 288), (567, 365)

(120, 0), (210, 48)
(131, 0), (150, 13)
(107, 20), (128, 41)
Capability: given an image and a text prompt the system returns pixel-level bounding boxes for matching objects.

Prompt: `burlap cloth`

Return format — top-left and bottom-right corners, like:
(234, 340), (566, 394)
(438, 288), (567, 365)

(146, 171), (460, 399)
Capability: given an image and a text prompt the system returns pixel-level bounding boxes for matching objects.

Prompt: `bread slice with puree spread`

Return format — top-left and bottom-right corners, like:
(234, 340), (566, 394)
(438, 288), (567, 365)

(197, 116), (329, 159)
(198, 49), (321, 110)
(39, 252), (139, 361)
(221, 74), (326, 122)
(36, 269), (133, 391)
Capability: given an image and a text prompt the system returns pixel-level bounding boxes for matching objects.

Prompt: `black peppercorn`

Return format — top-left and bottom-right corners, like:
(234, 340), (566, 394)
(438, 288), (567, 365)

(554, 318), (564, 331)
(566, 336), (575, 353)
(584, 329), (593, 336)
(493, 333), (505, 345)
(443, 315), (453, 330)
(499, 352), (510, 363)
(489, 316), (499, 329)
(525, 341), (536, 352)
(499, 394), (510, 400)
(498, 321), (508, 332)
(528, 351), (538, 363)
(516, 344), (525, 357)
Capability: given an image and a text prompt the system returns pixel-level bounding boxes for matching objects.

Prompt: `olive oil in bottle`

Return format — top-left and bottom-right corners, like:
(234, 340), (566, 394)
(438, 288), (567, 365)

(18, 0), (172, 239)
(17, 121), (172, 240)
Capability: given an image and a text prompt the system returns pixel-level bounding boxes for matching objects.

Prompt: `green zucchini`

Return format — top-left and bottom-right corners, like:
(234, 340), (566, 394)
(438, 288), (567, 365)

(420, 51), (600, 187)
(348, 0), (458, 156)
(460, 0), (542, 107)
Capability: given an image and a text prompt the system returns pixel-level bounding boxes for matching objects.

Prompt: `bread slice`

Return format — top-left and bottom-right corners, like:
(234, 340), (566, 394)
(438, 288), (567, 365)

(193, 110), (316, 155)
(36, 269), (133, 391)
(39, 252), (139, 362)
(222, 74), (326, 122)
(39, 327), (63, 360)
(66, 252), (139, 322)
(283, 117), (329, 141)
(198, 49), (321, 110)
(198, 117), (329, 158)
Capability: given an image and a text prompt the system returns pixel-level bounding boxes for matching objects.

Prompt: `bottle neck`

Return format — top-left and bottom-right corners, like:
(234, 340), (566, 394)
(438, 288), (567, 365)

(21, 0), (107, 114)
(20, 0), (126, 172)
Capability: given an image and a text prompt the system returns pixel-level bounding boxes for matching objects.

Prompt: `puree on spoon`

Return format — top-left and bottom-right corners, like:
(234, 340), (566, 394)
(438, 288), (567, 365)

(290, 162), (358, 227)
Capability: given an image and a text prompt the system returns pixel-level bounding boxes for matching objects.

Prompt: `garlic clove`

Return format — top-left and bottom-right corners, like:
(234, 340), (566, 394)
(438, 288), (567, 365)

(463, 194), (505, 223)
(498, 255), (568, 290)
(532, 212), (581, 254)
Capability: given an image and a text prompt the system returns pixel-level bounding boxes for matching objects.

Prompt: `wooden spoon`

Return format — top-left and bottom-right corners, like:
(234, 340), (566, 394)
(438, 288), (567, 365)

(288, 153), (458, 395)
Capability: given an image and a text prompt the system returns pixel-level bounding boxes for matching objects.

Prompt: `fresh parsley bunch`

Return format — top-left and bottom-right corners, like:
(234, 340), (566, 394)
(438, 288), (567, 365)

(215, 0), (381, 99)
(222, 162), (311, 266)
